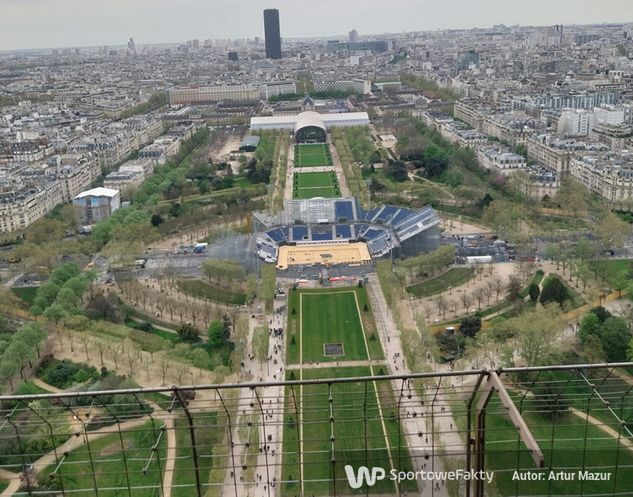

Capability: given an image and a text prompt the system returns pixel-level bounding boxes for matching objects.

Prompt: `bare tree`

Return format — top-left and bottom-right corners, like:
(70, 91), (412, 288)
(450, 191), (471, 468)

(473, 287), (486, 310)
(461, 293), (472, 314)
(175, 365), (189, 385)
(95, 339), (108, 367)
(491, 276), (504, 301)
(159, 356), (169, 385)
(124, 340), (140, 375)
(436, 295), (448, 320)
(108, 342), (123, 370)
(484, 285), (492, 306)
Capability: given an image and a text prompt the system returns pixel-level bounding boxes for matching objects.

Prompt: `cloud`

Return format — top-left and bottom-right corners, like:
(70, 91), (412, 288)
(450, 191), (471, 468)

(1, 0), (632, 51)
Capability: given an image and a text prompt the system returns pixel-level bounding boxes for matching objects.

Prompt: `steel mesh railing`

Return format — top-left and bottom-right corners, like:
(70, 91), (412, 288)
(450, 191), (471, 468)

(1, 363), (633, 497)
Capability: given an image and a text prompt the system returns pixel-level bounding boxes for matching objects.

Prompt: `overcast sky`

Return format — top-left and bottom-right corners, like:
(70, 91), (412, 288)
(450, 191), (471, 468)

(1, 0), (633, 51)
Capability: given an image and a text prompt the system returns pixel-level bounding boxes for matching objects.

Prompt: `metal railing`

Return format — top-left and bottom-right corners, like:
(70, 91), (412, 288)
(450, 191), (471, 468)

(1, 363), (633, 497)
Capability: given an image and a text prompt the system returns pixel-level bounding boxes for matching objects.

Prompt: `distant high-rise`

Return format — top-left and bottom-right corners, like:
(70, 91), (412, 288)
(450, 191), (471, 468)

(544, 25), (564, 46)
(349, 29), (359, 44)
(263, 9), (282, 59)
(128, 37), (135, 51)
(457, 49), (480, 71)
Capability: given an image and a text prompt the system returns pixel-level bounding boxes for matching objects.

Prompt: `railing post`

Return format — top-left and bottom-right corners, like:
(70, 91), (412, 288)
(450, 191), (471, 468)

(217, 389), (240, 497)
(173, 387), (203, 497)
(465, 371), (486, 497)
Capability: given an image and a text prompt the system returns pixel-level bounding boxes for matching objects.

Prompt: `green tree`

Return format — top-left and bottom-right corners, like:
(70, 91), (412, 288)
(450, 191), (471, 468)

(532, 371), (570, 418)
(26, 218), (65, 245)
(601, 317), (632, 362)
(0, 356), (19, 389)
(421, 144), (449, 178)
(43, 304), (68, 324)
(191, 348), (210, 369)
(252, 327), (269, 364)
(506, 275), (522, 302)
(555, 178), (590, 217)
(459, 316), (481, 338)
(491, 304), (564, 366)
(482, 200), (527, 241)
(590, 306), (612, 322)
(386, 159), (408, 182)
(596, 211), (630, 250)
(539, 277), (570, 306)
(579, 313), (602, 343)
(260, 264), (276, 312)
(177, 323), (200, 343)
(208, 319), (229, 350)
(582, 334), (606, 363)
(55, 287), (79, 313)
(528, 283), (540, 302)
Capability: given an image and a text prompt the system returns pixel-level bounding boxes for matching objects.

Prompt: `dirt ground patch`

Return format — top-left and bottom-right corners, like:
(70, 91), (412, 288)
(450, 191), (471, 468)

(210, 133), (246, 175)
(440, 216), (491, 235)
(100, 438), (134, 457)
(418, 262), (517, 323)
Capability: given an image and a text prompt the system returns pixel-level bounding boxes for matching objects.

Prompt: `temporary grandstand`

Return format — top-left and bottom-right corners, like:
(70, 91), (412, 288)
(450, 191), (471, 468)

(253, 197), (441, 265)
(250, 111), (370, 137)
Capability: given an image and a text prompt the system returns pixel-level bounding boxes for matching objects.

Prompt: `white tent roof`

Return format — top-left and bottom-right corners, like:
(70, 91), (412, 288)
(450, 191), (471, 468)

(74, 187), (120, 199)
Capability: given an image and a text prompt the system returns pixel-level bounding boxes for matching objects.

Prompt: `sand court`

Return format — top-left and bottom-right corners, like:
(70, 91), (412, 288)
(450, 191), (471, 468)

(276, 242), (371, 269)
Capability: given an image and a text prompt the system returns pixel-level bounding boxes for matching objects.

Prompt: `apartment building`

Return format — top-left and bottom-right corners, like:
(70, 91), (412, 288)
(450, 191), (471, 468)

(590, 123), (633, 152)
(482, 114), (547, 147)
(55, 154), (101, 203)
(476, 145), (527, 174)
(169, 84), (260, 105)
(569, 153), (633, 203)
(313, 79), (372, 95)
(0, 181), (63, 233)
(454, 100), (487, 130)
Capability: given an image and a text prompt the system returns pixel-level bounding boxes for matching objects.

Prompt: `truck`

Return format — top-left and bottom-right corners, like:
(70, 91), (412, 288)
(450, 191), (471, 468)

(193, 242), (208, 254)
(466, 255), (493, 265)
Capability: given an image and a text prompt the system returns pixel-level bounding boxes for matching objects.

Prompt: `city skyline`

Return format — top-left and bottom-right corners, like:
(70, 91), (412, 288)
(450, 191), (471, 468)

(1, 0), (632, 51)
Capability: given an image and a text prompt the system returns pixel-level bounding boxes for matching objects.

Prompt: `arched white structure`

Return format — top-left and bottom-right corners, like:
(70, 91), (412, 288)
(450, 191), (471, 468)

(294, 111), (327, 143)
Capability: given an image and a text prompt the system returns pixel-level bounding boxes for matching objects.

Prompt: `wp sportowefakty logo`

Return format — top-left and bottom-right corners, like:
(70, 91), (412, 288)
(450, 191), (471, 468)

(344, 465), (386, 489)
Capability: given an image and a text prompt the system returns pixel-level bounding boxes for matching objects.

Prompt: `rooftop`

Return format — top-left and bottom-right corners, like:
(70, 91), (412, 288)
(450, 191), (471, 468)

(74, 187), (119, 199)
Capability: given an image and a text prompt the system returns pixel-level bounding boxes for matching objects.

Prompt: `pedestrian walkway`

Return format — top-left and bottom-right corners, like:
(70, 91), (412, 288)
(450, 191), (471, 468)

(366, 274), (460, 497)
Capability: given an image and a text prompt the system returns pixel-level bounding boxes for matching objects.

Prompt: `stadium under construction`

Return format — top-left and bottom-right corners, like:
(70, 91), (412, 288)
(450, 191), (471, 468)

(253, 197), (441, 269)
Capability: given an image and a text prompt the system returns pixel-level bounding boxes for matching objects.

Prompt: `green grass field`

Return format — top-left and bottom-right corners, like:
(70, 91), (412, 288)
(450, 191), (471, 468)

(172, 413), (220, 497)
(281, 287), (404, 495)
(293, 186), (340, 199)
(39, 421), (166, 497)
(591, 259), (633, 287)
(286, 287), (383, 364)
(281, 367), (417, 496)
(541, 274), (585, 307)
(294, 171), (337, 188)
(484, 395), (633, 496)
(177, 279), (247, 305)
(295, 144), (333, 167)
(406, 267), (475, 297)
(11, 286), (38, 306)
(293, 171), (340, 199)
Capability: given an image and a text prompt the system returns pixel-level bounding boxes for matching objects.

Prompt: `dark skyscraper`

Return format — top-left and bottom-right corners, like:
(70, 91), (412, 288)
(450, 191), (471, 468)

(263, 9), (282, 59)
